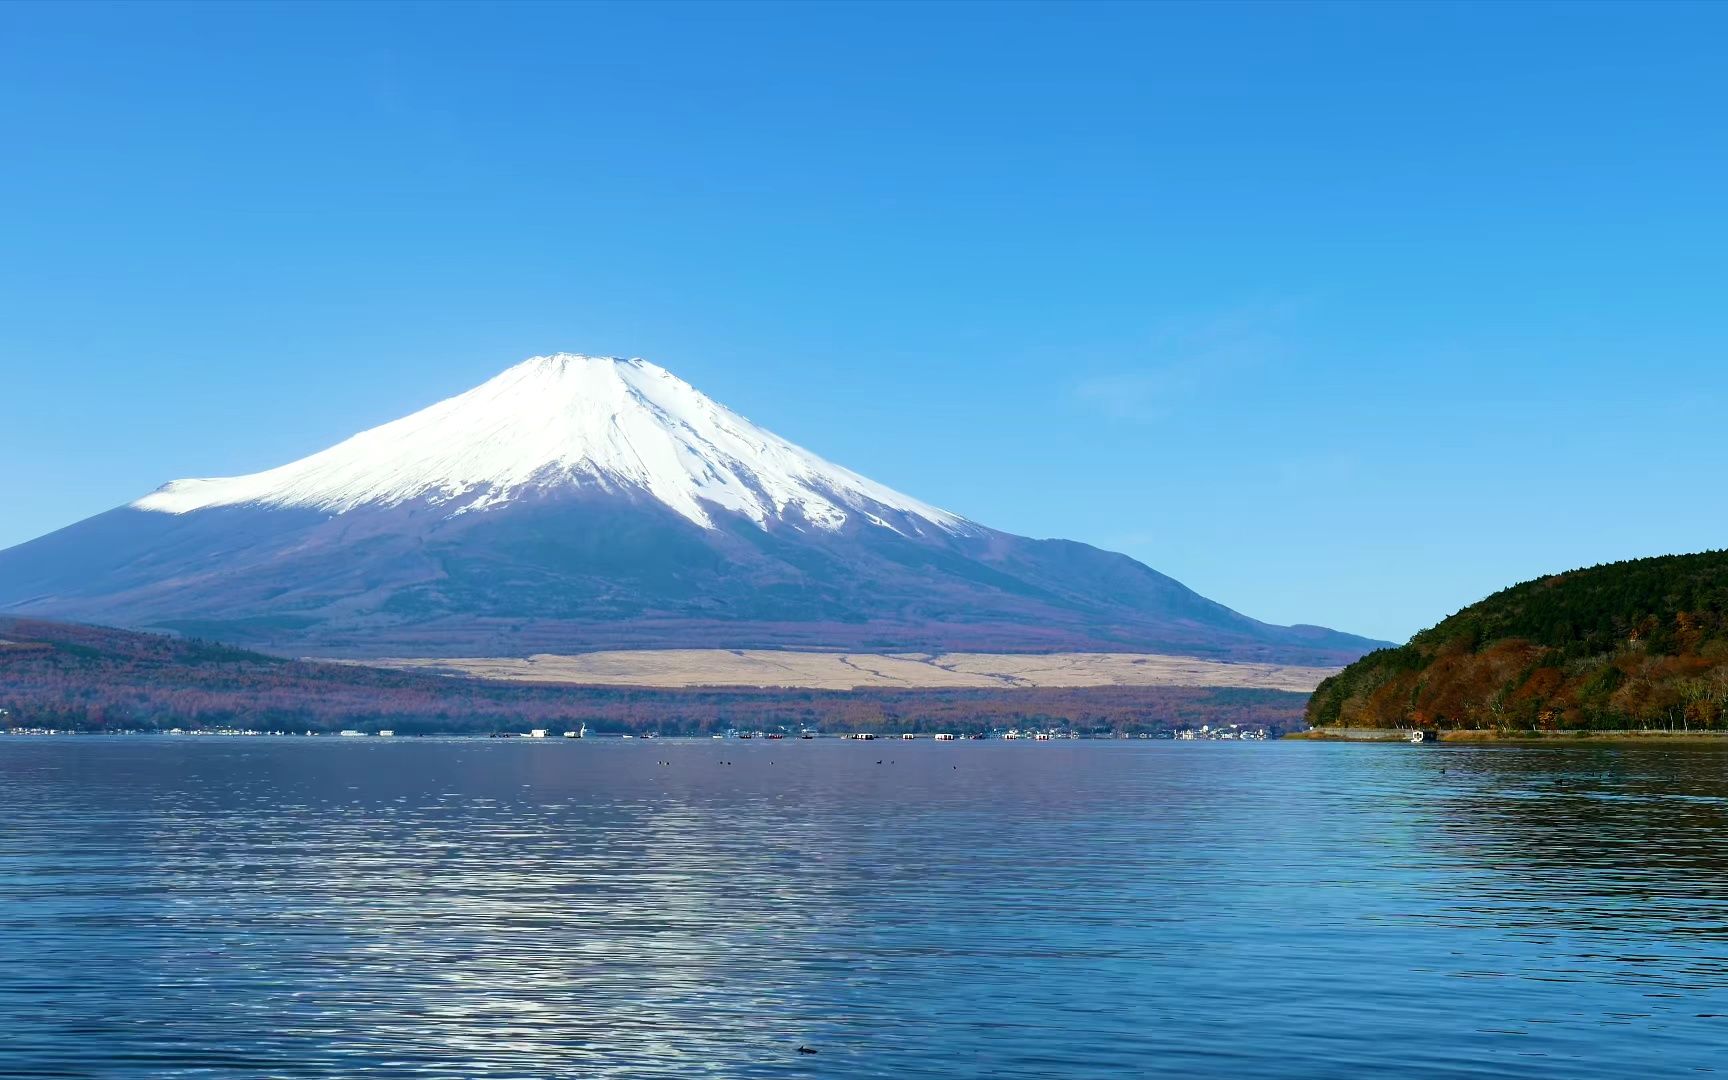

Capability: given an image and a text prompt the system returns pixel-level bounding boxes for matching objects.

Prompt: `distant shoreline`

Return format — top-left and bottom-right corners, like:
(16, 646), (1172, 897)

(1295, 726), (1728, 743)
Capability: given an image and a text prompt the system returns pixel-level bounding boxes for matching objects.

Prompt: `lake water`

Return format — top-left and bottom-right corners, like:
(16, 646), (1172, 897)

(0, 737), (1723, 1077)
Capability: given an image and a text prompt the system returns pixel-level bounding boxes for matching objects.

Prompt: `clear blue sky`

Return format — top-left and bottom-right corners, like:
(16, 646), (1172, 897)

(3, 0), (1725, 644)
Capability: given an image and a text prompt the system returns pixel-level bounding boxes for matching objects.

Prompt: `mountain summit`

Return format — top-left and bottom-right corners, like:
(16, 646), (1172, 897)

(137, 354), (965, 535)
(0, 354), (1383, 662)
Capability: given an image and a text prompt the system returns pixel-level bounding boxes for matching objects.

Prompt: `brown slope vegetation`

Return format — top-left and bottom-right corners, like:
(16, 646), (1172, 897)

(1307, 551), (1728, 731)
(0, 618), (1309, 734)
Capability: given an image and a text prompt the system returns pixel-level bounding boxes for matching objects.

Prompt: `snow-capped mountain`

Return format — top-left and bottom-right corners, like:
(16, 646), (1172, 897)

(0, 354), (1385, 662)
(136, 355), (966, 534)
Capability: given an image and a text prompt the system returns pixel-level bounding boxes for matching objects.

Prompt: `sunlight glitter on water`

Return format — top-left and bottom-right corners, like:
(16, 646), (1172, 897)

(0, 738), (1723, 1077)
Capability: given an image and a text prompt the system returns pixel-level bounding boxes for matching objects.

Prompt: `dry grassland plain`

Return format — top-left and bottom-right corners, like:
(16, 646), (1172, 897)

(361, 650), (1338, 692)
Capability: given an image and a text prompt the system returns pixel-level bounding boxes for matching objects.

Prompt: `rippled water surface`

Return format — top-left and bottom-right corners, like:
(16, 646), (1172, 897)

(1, 737), (1725, 1077)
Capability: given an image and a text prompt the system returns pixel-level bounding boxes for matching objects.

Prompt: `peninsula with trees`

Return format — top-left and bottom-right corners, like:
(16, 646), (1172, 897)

(1306, 551), (1728, 736)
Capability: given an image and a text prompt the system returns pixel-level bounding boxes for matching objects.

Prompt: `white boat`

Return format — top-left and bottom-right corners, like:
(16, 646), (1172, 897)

(934, 733), (957, 741)
(527, 729), (548, 739)
(378, 730), (394, 737)
(339, 730), (365, 737)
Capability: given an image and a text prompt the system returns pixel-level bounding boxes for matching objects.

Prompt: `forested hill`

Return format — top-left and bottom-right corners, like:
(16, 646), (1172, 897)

(1307, 551), (1728, 732)
(0, 618), (1307, 735)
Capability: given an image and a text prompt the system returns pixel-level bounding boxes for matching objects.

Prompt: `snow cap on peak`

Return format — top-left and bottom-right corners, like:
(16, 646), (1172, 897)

(132, 352), (967, 536)
(517, 352), (642, 371)
(500, 352), (645, 380)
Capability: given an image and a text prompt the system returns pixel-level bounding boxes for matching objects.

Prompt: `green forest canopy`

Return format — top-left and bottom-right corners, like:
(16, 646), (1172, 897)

(1307, 550), (1728, 731)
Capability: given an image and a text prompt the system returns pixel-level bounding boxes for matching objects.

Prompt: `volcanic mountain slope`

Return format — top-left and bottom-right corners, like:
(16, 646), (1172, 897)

(0, 354), (1384, 663)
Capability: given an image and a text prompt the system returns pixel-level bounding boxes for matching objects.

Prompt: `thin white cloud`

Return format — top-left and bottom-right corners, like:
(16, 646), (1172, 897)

(1071, 301), (1305, 421)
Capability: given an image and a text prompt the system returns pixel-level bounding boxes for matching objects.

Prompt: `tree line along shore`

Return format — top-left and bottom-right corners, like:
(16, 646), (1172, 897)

(1307, 550), (1728, 736)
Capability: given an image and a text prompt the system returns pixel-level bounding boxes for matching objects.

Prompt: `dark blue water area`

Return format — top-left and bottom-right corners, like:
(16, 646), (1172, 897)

(0, 736), (1723, 1077)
